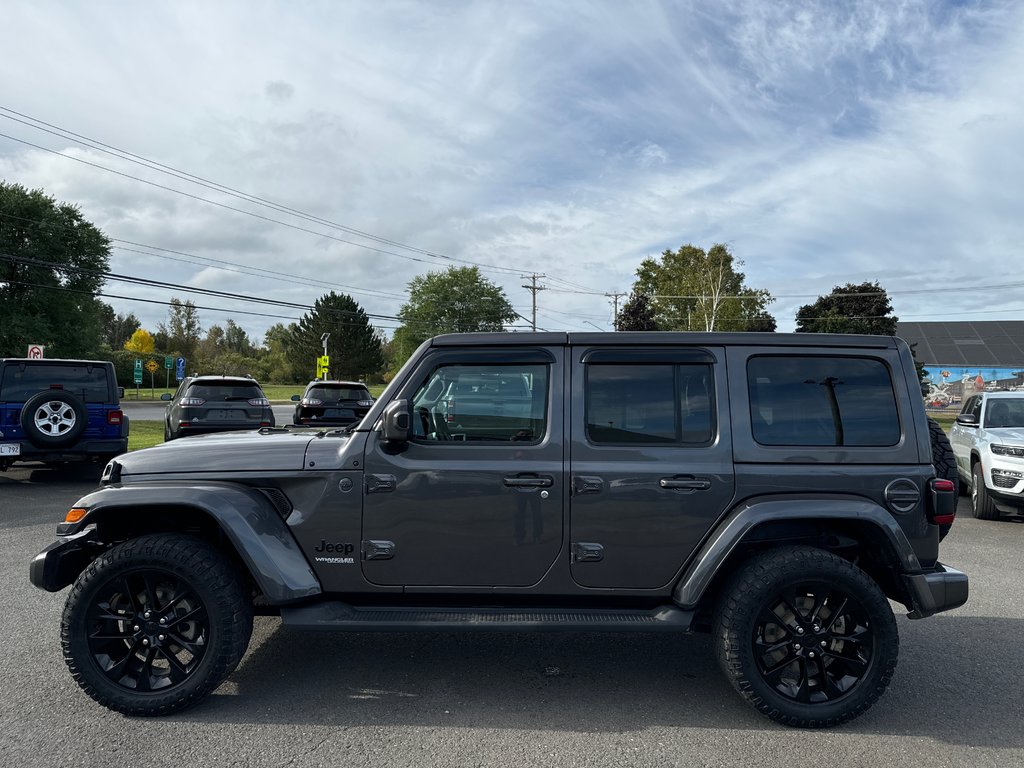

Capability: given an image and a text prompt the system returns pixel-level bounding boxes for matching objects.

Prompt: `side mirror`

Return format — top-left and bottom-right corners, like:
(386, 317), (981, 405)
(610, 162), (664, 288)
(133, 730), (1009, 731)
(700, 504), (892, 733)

(291, 394), (301, 401)
(381, 399), (410, 442)
(117, 387), (125, 399)
(955, 413), (979, 427)
(160, 393), (172, 402)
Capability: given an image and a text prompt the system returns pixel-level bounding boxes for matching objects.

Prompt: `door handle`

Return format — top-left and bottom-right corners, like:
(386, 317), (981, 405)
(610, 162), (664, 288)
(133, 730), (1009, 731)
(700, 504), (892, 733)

(504, 475), (554, 488)
(660, 476), (711, 491)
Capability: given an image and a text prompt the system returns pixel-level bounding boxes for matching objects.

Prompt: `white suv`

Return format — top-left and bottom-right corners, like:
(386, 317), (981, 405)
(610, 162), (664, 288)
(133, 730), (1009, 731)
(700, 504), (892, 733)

(950, 392), (1024, 520)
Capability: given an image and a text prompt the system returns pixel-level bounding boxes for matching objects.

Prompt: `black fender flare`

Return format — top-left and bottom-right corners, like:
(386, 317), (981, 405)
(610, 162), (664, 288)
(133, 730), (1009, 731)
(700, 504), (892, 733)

(672, 495), (921, 608)
(56, 482), (322, 603)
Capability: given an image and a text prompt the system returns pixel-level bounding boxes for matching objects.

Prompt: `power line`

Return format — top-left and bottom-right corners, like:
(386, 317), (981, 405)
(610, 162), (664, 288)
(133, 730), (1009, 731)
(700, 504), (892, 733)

(0, 109), (529, 276)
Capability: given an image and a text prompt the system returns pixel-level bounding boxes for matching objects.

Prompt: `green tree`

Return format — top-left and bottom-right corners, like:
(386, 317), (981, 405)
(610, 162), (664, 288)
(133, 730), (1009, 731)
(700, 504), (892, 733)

(98, 304), (141, 350)
(0, 182), (111, 357)
(124, 328), (155, 354)
(616, 290), (659, 331)
(159, 298), (202, 358)
(224, 319), (254, 355)
(288, 292), (385, 380)
(795, 282), (898, 335)
(393, 266), (517, 363)
(631, 243), (775, 332)
(262, 323), (301, 383)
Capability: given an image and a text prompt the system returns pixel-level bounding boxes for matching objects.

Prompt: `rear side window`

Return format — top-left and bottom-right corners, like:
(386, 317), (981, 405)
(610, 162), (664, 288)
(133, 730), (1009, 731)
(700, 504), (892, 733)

(0, 364), (111, 403)
(585, 364), (714, 444)
(747, 356), (899, 447)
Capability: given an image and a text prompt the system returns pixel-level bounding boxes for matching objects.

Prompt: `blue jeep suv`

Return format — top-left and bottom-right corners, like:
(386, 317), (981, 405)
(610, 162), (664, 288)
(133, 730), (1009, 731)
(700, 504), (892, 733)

(0, 358), (128, 470)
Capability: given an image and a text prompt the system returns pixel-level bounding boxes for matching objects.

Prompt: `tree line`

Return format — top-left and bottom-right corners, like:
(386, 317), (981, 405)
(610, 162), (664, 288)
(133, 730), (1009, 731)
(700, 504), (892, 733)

(1, 181), (901, 386)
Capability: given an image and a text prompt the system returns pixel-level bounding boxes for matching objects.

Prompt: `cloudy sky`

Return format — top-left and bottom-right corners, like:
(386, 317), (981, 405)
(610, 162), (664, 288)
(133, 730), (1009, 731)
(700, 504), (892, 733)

(1, 0), (1022, 341)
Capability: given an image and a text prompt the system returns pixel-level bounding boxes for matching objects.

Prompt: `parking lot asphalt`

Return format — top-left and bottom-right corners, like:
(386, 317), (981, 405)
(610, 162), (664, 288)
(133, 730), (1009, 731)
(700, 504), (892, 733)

(1, 468), (1022, 768)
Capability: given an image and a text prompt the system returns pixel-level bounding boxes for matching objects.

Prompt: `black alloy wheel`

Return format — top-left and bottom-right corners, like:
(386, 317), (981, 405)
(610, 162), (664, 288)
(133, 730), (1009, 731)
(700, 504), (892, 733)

(83, 568), (210, 693)
(62, 534), (252, 716)
(714, 546), (898, 728)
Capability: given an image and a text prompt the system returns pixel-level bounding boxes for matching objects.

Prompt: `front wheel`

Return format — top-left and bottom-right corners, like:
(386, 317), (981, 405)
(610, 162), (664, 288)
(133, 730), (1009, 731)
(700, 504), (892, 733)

(971, 464), (1000, 520)
(714, 546), (898, 728)
(61, 534), (253, 716)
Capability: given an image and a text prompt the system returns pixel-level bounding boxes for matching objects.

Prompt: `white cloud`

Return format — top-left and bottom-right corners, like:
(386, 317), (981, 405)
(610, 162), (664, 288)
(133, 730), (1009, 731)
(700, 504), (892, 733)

(0, 0), (1021, 338)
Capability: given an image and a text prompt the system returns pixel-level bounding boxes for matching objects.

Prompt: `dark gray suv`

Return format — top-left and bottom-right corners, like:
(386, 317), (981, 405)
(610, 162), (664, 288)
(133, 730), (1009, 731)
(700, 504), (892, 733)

(161, 375), (274, 440)
(31, 332), (967, 727)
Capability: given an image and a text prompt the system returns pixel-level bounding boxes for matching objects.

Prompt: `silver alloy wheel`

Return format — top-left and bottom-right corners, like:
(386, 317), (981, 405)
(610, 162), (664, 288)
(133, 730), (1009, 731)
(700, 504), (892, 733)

(33, 400), (78, 436)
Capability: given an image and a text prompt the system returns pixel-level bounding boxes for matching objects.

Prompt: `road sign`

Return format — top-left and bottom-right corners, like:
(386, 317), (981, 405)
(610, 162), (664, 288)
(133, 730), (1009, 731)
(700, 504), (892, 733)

(317, 355), (330, 379)
(175, 357), (186, 382)
(165, 355), (174, 369)
(145, 359), (160, 374)
(26, 344), (45, 359)
(133, 358), (143, 385)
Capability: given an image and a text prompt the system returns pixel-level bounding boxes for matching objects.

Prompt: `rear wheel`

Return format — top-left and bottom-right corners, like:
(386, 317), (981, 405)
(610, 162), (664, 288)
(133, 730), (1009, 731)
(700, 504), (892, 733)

(61, 533), (253, 716)
(971, 464), (1000, 520)
(714, 546), (898, 728)
(927, 418), (958, 539)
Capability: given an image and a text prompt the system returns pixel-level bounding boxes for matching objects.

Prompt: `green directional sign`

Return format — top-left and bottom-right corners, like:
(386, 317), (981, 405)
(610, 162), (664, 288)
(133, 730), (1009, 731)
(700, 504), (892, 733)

(133, 358), (143, 385)
(165, 355), (174, 369)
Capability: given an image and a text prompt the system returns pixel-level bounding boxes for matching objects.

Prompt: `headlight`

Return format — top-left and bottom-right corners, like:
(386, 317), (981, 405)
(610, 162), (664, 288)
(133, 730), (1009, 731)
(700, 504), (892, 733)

(991, 444), (1024, 457)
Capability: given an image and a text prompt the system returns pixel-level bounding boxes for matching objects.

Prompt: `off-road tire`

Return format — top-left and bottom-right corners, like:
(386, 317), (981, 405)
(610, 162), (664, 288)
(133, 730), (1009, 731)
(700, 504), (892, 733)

(714, 546), (898, 728)
(20, 390), (88, 448)
(971, 464), (1000, 521)
(61, 533), (253, 716)
(927, 418), (958, 539)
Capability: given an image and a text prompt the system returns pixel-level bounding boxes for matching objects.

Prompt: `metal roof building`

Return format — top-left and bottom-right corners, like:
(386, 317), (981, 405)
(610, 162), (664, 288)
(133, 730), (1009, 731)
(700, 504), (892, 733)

(897, 321), (1024, 367)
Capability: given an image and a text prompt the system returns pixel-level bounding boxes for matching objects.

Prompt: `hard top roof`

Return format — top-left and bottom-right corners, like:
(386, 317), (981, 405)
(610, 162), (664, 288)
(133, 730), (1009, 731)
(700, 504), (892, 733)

(428, 331), (897, 349)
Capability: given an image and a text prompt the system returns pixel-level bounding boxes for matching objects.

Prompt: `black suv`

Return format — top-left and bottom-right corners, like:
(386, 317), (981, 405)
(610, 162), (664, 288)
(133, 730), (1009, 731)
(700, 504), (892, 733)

(291, 380), (374, 426)
(0, 357), (128, 470)
(30, 333), (967, 726)
(162, 375), (274, 440)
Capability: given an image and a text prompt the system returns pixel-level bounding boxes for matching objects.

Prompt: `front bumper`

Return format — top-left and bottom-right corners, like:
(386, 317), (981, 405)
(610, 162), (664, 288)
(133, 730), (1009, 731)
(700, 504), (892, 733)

(29, 529), (102, 592)
(903, 562), (969, 619)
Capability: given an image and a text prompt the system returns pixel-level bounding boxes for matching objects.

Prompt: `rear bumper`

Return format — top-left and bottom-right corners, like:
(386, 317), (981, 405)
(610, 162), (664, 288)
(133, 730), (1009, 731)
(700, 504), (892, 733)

(1, 438), (127, 465)
(903, 562), (969, 619)
(29, 529), (102, 592)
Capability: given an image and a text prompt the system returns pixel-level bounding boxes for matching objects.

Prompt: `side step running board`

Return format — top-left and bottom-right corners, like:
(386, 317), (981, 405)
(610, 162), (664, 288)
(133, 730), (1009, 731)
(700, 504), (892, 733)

(280, 602), (695, 632)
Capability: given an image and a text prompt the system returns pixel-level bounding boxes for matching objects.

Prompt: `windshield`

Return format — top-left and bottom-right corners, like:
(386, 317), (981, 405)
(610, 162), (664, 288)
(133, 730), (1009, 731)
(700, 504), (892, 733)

(984, 398), (1024, 428)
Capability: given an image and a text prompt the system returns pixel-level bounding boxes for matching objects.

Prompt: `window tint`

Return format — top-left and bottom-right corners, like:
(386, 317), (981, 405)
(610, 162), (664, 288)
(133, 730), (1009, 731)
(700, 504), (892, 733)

(411, 364), (548, 443)
(586, 364), (714, 444)
(747, 356), (899, 447)
(308, 385), (370, 401)
(0, 364), (111, 403)
(188, 382), (263, 400)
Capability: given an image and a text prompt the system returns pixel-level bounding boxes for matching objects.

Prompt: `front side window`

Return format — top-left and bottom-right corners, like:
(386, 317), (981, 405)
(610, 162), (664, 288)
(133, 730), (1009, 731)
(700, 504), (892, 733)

(748, 356), (899, 447)
(411, 363), (549, 443)
(585, 364), (714, 444)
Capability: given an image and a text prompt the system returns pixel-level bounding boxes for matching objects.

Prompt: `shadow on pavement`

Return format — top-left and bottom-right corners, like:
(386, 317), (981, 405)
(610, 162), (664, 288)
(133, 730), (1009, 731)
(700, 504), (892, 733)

(171, 614), (1023, 747)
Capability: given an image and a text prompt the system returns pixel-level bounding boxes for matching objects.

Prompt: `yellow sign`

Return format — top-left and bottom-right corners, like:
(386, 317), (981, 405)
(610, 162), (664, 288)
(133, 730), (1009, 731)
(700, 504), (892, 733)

(145, 359), (160, 374)
(316, 355), (330, 378)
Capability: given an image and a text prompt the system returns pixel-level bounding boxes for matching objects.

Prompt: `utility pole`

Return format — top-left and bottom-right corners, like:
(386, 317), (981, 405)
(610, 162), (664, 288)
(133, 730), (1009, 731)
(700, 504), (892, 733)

(606, 292), (626, 331)
(521, 273), (547, 331)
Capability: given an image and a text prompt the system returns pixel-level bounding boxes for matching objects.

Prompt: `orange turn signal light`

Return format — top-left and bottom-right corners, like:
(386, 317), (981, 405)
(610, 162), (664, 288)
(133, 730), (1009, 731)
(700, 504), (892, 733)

(65, 508), (88, 524)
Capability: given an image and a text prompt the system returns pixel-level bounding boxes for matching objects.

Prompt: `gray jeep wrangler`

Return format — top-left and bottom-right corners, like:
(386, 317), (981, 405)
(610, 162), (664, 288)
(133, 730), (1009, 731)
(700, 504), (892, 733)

(30, 332), (967, 727)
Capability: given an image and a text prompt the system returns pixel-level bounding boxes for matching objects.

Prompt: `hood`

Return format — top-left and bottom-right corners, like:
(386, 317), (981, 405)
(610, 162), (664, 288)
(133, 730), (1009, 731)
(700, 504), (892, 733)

(985, 426), (1024, 443)
(114, 430), (327, 476)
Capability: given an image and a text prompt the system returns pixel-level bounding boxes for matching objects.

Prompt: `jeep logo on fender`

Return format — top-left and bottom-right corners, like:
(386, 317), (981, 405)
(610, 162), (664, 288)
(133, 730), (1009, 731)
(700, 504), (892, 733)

(314, 540), (354, 555)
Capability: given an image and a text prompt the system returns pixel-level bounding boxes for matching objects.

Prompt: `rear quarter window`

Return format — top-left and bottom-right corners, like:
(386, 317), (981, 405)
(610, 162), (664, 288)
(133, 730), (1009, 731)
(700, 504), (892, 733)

(747, 356), (899, 447)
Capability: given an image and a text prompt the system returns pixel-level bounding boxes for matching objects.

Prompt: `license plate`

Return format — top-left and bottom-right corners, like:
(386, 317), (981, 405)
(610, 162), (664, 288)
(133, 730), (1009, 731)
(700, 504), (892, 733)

(324, 409), (356, 419)
(0, 443), (20, 456)
(211, 410), (243, 420)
